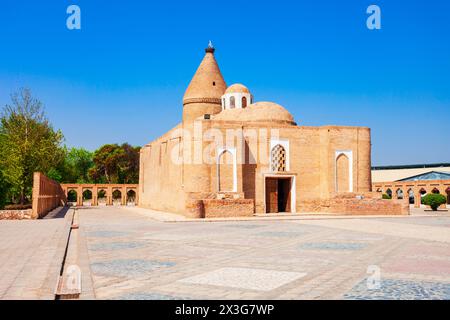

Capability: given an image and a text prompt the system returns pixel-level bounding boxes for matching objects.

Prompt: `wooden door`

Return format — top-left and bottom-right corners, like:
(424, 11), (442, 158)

(265, 178), (278, 213)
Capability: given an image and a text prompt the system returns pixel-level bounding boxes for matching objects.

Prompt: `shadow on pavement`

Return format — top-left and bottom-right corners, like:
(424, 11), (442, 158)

(43, 206), (70, 219)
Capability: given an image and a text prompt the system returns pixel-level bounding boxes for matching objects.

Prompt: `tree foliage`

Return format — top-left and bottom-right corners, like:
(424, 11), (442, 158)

(0, 88), (64, 204)
(0, 88), (140, 208)
(49, 147), (94, 183)
(89, 143), (140, 184)
(422, 193), (446, 211)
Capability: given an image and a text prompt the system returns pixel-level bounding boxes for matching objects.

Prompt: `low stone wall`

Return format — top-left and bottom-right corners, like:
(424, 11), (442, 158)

(32, 172), (67, 219)
(203, 199), (254, 218)
(185, 197), (254, 218)
(325, 198), (409, 216)
(300, 192), (409, 215)
(0, 209), (33, 220)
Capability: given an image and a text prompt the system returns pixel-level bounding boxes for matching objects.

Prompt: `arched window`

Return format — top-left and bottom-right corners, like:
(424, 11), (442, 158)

(386, 189), (392, 198)
(271, 145), (286, 172)
(67, 190), (77, 203)
(98, 189), (107, 205)
(408, 189), (414, 204)
(242, 96), (247, 108)
(230, 96), (235, 108)
(222, 98), (226, 109)
(112, 190), (122, 205)
(127, 190), (136, 205)
(396, 189), (403, 199)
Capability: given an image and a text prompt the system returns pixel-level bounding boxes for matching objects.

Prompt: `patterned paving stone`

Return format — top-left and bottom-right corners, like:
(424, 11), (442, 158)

(179, 267), (307, 291)
(224, 224), (265, 229)
(76, 207), (450, 300)
(91, 259), (175, 277)
(112, 292), (191, 300)
(256, 231), (308, 238)
(344, 278), (450, 300)
(299, 242), (367, 251)
(87, 231), (131, 238)
(89, 241), (147, 251)
(377, 217), (450, 227)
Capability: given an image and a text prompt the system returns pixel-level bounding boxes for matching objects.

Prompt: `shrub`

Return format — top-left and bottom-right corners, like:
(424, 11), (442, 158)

(421, 194), (446, 211)
(382, 193), (391, 200)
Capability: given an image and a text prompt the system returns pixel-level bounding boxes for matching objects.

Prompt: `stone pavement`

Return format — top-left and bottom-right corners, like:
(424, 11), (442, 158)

(0, 207), (73, 299)
(76, 206), (450, 300)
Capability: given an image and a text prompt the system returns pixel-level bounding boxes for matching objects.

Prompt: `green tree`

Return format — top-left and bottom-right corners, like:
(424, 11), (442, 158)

(89, 143), (140, 184)
(48, 147), (94, 183)
(0, 168), (10, 209)
(0, 88), (64, 204)
(422, 193), (446, 211)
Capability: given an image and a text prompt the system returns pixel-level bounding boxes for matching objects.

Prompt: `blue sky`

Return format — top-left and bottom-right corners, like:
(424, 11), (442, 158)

(0, 0), (449, 165)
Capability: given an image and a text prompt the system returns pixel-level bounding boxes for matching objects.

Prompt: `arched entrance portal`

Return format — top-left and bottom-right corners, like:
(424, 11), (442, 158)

(408, 189), (414, 204)
(112, 190), (122, 206)
(67, 189), (77, 206)
(82, 189), (93, 206)
(127, 190), (136, 206)
(97, 189), (107, 206)
(419, 188), (427, 207)
(386, 188), (392, 199)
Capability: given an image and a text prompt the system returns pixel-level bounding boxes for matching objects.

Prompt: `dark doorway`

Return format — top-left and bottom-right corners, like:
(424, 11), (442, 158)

(265, 177), (291, 213)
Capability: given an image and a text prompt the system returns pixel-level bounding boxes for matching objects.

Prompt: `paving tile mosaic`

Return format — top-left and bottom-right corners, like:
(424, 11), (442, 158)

(89, 241), (147, 251)
(179, 267), (307, 291)
(112, 292), (191, 300)
(91, 259), (175, 277)
(87, 231), (131, 238)
(299, 242), (367, 251)
(224, 224), (265, 229)
(255, 231), (308, 238)
(344, 278), (450, 300)
(73, 207), (450, 300)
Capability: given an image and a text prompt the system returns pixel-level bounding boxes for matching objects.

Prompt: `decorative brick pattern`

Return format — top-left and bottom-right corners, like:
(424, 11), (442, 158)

(271, 144), (286, 172)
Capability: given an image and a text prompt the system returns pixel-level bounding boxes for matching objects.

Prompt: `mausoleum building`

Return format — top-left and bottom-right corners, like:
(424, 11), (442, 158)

(138, 44), (408, 218)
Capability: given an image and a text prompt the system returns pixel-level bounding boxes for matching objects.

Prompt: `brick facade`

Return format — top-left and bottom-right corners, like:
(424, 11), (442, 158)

(138, 46), (407, 218)
(32, 172), (66, 219)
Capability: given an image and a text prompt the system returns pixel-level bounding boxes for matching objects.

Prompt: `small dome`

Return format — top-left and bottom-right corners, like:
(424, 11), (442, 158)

(213, 101), (296, 124)
(225, 83), (250, 94)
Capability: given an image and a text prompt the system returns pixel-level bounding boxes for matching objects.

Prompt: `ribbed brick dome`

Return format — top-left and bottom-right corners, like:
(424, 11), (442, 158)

(183, 47), (227, 106)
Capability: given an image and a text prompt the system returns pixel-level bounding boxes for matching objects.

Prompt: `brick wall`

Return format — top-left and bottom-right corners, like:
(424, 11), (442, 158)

(202, 199), (254, 218)
(300, 192), (409, 215)
(32, 172), (67, 219)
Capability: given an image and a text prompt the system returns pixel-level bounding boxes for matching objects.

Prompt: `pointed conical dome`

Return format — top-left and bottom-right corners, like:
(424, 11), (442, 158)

(182, 45), (227, 122)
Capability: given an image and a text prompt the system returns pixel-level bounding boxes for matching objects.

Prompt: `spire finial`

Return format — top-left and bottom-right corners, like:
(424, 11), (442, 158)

(205, 40), (215, 53)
